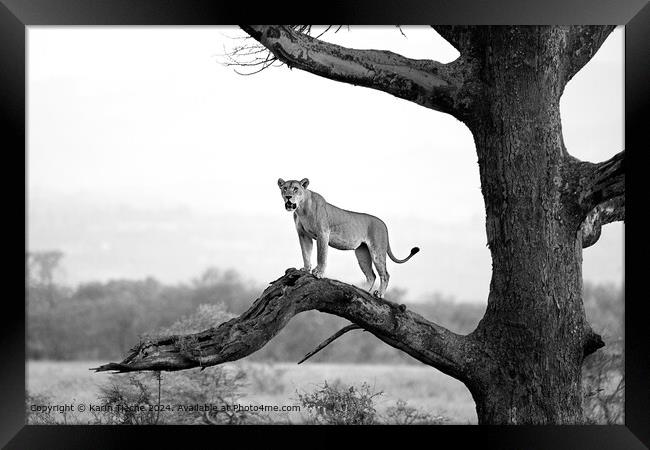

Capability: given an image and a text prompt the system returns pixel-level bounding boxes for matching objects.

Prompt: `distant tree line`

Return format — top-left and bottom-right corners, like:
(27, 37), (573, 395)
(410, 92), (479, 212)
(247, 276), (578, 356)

(26, 251), (622, 364)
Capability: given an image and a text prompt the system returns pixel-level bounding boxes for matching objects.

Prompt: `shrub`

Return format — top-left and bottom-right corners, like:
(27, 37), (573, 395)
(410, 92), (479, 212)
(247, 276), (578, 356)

(92, 304), (264, 425)
(582, 338), (624, 424)
(28, 393), (67, 424)
(170, 366), (264, 425)
(27, 392), (100, 424)
(297, 381), (449, 425)
(383, 399), (447, 425)
(94, 366), (266, 425)
(97, 373), (162, 424)
(297, 381), (382, 425)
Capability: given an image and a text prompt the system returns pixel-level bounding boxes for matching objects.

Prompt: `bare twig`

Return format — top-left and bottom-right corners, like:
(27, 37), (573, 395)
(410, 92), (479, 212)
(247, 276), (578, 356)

(298, 324), (363, 364)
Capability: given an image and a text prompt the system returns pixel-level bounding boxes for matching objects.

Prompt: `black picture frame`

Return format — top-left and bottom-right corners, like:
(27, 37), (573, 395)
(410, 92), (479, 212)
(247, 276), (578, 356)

(2, 1), (647, 448)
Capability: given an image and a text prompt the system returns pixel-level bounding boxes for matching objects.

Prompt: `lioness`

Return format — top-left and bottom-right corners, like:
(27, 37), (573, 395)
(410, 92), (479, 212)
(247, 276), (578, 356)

(278, 178), (419, 299)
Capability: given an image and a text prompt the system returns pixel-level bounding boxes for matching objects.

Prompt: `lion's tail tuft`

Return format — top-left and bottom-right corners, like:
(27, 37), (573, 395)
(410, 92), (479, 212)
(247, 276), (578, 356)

(387, 244), (420, 264)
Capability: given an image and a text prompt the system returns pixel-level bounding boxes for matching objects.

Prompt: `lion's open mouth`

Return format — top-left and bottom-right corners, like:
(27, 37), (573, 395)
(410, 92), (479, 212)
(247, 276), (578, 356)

(285, 200), (297, 211)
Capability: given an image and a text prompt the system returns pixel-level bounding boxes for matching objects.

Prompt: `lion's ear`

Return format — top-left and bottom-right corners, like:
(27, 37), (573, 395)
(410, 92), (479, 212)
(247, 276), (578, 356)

(300, 178), (310, 189)
(277, 178), (285, 188)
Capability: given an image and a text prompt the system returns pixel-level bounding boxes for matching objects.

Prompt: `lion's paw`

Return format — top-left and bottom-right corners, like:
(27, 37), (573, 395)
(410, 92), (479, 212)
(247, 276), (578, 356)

(311, 267), (325, 278)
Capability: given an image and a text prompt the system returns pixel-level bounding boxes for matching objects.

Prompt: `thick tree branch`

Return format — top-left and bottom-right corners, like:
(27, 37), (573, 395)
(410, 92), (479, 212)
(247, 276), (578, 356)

(563, 26), (616, 84)
(92, 269), (474, 383)
(239, 25), (469, 118)
(578, 150), (625, 211)
(580, 196), (625, 248)
(569, 150), (624, 248)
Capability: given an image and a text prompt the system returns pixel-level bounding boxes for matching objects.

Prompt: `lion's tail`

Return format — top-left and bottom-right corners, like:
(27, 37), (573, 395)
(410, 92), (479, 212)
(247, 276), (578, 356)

(387, 242), (420, 264)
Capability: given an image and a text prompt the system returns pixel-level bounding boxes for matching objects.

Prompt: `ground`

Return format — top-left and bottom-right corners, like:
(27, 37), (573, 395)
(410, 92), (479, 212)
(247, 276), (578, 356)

(27, 360), (477, 424)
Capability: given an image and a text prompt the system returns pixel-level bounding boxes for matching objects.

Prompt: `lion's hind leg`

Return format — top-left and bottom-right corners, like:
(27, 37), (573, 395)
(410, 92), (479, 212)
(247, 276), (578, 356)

(368, 247), (389, 299)
(369, 248), (405, 311)
(355, 244), (376, 293)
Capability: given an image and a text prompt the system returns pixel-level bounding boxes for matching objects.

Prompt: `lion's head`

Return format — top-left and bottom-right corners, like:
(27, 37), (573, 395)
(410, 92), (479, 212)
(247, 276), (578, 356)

(278, 178), (309, 211)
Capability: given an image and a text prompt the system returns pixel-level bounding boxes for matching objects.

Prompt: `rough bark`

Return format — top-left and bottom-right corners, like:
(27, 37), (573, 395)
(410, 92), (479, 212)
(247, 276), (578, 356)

(563, 26), (618, 83)
(96, 25), (623, 425)
(580, 196), (625, 248)
(577, 151), (625, 247)
(562, 149), (625, 248)
(576, 150), (625, 213)
(93, 269), (476, 384)
(458, 26), (619, 424)
(239, 25), (475, 119)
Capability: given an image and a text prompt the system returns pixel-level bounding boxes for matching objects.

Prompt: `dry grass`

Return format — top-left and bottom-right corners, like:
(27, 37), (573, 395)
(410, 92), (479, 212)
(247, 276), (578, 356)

(27, 360), (477, 424)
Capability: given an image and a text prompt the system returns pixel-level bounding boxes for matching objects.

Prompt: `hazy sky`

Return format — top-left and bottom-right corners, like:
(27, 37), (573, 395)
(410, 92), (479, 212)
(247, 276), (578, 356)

(27, 26), (624, 302)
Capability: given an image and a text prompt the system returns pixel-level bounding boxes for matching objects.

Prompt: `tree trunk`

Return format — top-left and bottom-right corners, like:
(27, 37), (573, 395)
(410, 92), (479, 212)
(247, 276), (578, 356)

(464, 28), (589, 424)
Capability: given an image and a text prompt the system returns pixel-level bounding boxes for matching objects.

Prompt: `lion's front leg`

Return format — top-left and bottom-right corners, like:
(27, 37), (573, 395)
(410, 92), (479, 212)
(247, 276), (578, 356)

(312, 232), (330, 278)
(298, 232), (313, 272)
